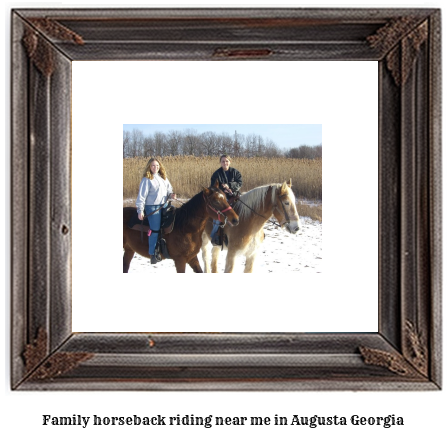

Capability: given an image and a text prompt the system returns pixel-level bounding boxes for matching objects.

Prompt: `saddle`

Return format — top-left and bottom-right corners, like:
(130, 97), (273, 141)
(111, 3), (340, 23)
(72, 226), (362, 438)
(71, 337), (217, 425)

(160, 205), (176, 234)
(127, 205), (176, 235)
(127, 206), (176, 260)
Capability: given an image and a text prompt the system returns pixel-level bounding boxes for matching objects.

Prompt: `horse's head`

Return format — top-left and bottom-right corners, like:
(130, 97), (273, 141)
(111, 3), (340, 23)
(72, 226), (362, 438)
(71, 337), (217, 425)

(273, 178), (301, 234)
(202, 180), (239, 226)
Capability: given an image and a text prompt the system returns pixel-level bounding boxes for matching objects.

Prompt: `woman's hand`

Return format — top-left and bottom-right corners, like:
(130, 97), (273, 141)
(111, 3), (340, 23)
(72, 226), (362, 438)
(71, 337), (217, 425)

(138, 212), (144, 221)
(170, 193), (177, 200)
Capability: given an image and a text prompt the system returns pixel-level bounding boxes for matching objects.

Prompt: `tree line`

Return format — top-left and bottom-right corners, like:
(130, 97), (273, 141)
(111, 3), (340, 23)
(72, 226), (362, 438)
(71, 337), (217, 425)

(123, 128), (322, 160)
(285, 145), (322, 160)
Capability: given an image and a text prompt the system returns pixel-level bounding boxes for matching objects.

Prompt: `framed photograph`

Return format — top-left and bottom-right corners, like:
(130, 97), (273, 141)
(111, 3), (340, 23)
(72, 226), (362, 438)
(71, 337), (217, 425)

(11, 8), (441, 390)
(120, 123), (323, 275)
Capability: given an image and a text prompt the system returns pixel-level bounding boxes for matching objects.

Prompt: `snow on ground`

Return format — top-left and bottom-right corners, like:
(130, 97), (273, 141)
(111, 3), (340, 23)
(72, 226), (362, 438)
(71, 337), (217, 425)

(126, 216), (322, 273)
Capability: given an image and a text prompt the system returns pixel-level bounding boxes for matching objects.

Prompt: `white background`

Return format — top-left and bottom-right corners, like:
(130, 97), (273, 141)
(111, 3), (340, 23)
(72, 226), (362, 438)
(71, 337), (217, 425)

(2, 1), (445, 438)
(72, 60), (378, 333)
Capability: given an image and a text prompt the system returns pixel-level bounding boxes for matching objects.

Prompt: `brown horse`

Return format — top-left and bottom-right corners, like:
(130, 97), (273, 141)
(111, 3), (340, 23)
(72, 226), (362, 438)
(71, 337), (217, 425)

(201, 179), (301, 273)
(123, 180), (239, 273)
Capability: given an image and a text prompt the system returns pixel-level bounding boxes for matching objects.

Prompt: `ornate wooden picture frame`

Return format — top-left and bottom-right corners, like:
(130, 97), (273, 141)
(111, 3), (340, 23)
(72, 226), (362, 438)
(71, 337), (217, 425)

(11, 8), (441, 390)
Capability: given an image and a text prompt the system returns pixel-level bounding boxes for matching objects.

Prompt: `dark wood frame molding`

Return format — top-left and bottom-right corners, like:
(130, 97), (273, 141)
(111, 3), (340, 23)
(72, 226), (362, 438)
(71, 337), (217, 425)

(11, 8), (442, 390)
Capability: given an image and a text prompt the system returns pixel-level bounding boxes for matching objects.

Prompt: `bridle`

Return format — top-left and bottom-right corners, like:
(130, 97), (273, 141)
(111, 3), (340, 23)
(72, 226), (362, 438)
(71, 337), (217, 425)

(203, 193), (233, 225)
(274, 194), (291, 227)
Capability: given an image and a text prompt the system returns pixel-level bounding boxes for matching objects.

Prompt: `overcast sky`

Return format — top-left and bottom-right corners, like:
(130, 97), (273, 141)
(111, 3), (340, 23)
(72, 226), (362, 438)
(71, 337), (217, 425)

(123, 124), (322, 151)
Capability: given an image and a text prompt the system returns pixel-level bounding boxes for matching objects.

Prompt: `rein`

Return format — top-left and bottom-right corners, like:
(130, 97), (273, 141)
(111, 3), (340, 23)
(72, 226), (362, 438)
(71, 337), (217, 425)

(142, 203), (166, 220)
(237, 188), (290, 229)
(237, 198), (282, 228)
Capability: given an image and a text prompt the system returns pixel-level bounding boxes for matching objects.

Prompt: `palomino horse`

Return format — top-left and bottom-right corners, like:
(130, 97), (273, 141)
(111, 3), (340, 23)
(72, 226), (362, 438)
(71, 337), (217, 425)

(123, 180), (239, 273)
(201, 179), (301, 273)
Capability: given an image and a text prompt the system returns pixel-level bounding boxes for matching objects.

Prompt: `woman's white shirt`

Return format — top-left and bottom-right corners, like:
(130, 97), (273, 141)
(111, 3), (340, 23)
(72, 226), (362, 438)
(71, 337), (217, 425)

(136, 174), (173, 214)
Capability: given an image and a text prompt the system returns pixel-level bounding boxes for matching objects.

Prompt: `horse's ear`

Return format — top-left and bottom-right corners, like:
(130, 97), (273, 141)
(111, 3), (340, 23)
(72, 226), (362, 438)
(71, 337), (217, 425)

(280, 181), (289, 195)
(213, 179), (220, 188)
(202, 186), (210, 196)
(287, 178), (292, 188)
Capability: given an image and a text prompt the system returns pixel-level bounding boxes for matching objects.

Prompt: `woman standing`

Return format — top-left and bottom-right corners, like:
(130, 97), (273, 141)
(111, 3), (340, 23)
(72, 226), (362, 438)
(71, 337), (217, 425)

(210, 154), (242, 246)
(136, 157), (176, 264)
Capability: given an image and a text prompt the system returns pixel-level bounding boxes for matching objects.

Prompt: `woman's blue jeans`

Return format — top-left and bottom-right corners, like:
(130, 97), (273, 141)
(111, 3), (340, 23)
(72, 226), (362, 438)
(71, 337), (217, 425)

(210, 220), (221, 239)
(145, 204), (166, 255)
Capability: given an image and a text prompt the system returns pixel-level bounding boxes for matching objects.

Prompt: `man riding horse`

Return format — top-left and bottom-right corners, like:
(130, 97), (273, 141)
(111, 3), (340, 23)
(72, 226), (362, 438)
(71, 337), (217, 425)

(210, 154), (242, 246)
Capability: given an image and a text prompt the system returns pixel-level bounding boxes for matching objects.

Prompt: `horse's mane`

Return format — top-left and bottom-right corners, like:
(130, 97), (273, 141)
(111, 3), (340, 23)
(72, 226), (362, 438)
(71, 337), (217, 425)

(235, 184), (281, 221)
(173, 191), (205, 231)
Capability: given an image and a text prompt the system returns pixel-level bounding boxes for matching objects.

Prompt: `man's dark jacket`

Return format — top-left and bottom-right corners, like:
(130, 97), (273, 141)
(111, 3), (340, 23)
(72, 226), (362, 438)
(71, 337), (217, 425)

(210, 167), (242, 198)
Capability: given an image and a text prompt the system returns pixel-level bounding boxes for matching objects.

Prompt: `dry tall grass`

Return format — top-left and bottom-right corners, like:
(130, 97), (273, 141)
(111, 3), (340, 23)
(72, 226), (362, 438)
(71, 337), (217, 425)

(124, 156), (322, 201)
(297, 203), (322, 222)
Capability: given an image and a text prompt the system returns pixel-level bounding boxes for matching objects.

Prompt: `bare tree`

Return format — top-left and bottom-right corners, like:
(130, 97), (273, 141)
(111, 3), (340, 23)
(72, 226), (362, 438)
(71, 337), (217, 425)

(256, 134), (266, 156)
(153, 132), (167, 156)
(198, 131), (218, 156)
(129, 128), (144, 157)
(265, 138), (281, 157)
(244, 133), (257, 157)
(142, 135), (155, 157)
(123, 130), (131, 158)
(232, 130), (244, 157)
(182, 129), (200, 155)
(166, 130), (182, 156)
(219, 132), (233, 156)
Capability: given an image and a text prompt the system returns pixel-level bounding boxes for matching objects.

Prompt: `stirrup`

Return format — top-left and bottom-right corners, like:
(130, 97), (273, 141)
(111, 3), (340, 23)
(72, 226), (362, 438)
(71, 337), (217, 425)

(154, 246), (162, 262)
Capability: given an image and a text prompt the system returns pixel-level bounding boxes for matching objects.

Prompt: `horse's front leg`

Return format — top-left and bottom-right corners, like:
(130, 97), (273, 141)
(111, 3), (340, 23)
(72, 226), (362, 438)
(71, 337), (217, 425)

(201, 231), (211, 273)
(224, 250), (238, 273)
(211, 246), (221, 273)
(174, 258), (187, 273)
(244, 254), (257, 273)
(188, 256), (203, 273)
(243, 235), (262, 273)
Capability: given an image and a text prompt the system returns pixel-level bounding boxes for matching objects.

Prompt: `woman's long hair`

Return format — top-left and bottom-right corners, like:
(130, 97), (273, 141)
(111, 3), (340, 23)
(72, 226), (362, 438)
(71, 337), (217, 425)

(142, 157), (167, 180)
